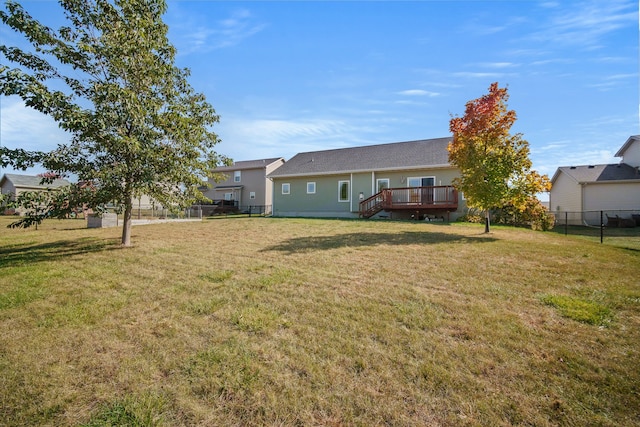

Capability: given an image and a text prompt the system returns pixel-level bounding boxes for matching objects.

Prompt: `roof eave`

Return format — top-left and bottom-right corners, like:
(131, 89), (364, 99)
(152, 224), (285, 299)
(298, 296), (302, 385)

(580, 178), (640, 185)
(268, 163), (454, 179)
(614, 135), (639, 157)
(550, 169), (563, 184)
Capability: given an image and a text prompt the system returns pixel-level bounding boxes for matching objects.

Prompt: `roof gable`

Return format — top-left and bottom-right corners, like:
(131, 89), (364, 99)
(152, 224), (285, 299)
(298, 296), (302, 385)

(215, 157), (284, 172)
(614, 135), (639, 158)
(269, 137), (452, 178)
(1, 173), (70, 189)
(554, 164), (640, 184)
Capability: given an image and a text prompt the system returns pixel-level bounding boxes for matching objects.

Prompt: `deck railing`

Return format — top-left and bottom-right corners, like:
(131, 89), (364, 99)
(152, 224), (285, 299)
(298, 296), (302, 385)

(359, 186), (458, 218)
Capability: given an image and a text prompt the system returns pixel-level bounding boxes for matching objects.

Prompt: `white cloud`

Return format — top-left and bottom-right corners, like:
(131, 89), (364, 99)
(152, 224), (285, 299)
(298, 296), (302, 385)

(396, 89), (440, 97)
(528, 0), (637, 49)
(216, 116), (356, 160)
(477, 62), (520, 69)
(0, 97), (70, 152)
(452, 72), (509, 79)
(169, 8), (267, 55)
(588, 73), (638, 91)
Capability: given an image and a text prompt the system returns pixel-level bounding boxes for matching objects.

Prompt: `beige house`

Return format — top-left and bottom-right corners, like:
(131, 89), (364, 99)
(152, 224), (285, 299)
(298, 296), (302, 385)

(549, 135), (640, 225)
(1, 173), (71, 215)
(202, 157), (285, 213)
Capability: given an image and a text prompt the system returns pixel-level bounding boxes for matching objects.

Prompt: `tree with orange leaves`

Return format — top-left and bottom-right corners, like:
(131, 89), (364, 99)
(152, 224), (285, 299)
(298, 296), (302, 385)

(449, 83), (551, 232)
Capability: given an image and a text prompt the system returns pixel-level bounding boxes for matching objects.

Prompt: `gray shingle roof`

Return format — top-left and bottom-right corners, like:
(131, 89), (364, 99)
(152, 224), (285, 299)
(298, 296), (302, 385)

(215, 157), (284, 172)
(556, 163), (640, 183)
(269, 137), (452, 178)
(1, 173), (70, 189)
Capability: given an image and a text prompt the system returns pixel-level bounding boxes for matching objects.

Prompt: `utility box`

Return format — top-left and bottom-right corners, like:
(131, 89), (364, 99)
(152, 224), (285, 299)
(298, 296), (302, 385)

(87, 213), (118, 228)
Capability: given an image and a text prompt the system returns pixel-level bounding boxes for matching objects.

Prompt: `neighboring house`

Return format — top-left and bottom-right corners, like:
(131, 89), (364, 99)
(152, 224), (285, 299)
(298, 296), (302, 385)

(550, 135), (640, 225)
(268, 137), (465, 220)
(0, 173), (70, 215)
(131, 194), (162, 210)
(202, 157), (285, 213)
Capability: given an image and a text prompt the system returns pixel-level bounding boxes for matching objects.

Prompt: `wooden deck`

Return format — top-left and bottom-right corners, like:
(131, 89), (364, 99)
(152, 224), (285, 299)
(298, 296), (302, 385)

(359, 186), (458, 219)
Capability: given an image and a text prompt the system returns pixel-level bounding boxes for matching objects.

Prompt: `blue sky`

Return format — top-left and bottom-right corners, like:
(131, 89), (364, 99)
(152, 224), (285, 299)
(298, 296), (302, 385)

(1, 0), (638, 196)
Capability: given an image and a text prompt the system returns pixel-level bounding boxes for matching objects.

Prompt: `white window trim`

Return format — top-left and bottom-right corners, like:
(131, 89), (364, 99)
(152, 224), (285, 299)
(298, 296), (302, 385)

(233, 171), (241, 182)
(338, 180), (350, 202)
(307, 182), (316, 194)
(282, 183), (290, 195)
(376, 178), (390, 192)
(249, 191), (256, 199)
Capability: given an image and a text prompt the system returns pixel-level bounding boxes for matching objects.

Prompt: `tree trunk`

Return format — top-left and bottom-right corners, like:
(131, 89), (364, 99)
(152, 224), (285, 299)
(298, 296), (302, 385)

(121, 200), (133, 246)
(485, 209), (491, 233)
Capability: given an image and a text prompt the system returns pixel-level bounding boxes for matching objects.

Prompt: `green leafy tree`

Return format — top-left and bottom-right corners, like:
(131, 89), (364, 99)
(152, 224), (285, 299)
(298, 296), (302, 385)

(1, 0), (228, 245)
(448, 82), (550, 232)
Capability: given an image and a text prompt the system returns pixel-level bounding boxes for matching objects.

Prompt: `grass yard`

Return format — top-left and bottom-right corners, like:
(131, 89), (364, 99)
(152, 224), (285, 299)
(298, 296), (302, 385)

(0, 216), (638, 426)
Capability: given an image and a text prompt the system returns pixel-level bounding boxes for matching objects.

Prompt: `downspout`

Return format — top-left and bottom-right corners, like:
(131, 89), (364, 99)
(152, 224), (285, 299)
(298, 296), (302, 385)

(267, 176), (274, 216)
(371, 171), (375, 195)
(581, 182), (585, 224)
(350, 173), (354, 212)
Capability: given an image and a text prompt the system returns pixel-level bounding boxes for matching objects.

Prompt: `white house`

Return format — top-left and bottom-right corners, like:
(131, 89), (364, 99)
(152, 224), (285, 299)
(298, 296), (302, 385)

(549, 135), (640, 225)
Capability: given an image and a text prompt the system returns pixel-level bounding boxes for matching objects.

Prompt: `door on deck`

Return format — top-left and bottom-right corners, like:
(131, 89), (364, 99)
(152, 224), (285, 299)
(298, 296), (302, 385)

(408, 177), (435, 203)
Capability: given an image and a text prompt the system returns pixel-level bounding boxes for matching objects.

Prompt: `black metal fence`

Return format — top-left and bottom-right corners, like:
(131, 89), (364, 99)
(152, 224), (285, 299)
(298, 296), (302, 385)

(187, 204), (272, 217)
(551, 210), (640, 244)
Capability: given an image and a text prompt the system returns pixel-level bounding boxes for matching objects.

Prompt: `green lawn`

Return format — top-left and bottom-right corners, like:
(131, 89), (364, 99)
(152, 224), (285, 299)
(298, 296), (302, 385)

(0, 216), (638, 426)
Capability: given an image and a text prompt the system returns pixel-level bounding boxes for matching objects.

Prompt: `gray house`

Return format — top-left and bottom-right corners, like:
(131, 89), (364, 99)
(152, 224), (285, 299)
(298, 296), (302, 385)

(202, 157), (285, 213)
(550, 135), (640, 225)
(1, 173), (70, 215)
(268, 137), (465, 220)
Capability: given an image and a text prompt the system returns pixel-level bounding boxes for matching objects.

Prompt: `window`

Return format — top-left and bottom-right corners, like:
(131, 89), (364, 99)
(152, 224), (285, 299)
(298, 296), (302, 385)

(282, 183), (290, 195)
(307, 182), (316, 194)
(408, 176), (434, 187)
(376, 178), (389, 193)
(338, 180), (350, 202)
(234, 171), (241, 182)
(224, 192), (233, 201)
(249, 191), (256, 200)
(407, 176), (435, 203)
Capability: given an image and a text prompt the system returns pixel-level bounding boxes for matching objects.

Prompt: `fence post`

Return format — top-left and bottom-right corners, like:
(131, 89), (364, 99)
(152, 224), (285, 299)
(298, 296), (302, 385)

(564, 212), (568, 236)
(249, 205), (252, 217)
(600, 210), (604, 244)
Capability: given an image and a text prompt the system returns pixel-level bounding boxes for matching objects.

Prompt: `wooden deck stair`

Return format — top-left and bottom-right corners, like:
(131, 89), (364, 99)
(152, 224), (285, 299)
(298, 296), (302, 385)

(359, 186), (458, 219)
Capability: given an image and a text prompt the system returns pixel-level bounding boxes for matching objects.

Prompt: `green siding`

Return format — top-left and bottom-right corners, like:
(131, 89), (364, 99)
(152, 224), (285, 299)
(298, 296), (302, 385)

(273, 175), (352, 216)
(272, 167), (465, 218)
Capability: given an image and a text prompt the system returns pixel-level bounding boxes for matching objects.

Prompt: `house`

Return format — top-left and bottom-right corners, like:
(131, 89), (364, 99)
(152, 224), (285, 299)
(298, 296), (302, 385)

(202, 157), (285, 214)
(268, 137), (465, 220)
(1, 173), (71, 215)
(549, 135), (640, 225)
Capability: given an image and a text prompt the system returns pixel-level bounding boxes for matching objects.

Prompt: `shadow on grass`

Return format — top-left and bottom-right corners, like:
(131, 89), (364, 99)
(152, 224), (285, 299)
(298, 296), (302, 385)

(263, 231), (496, 254)
(0, 237), (120, 269)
